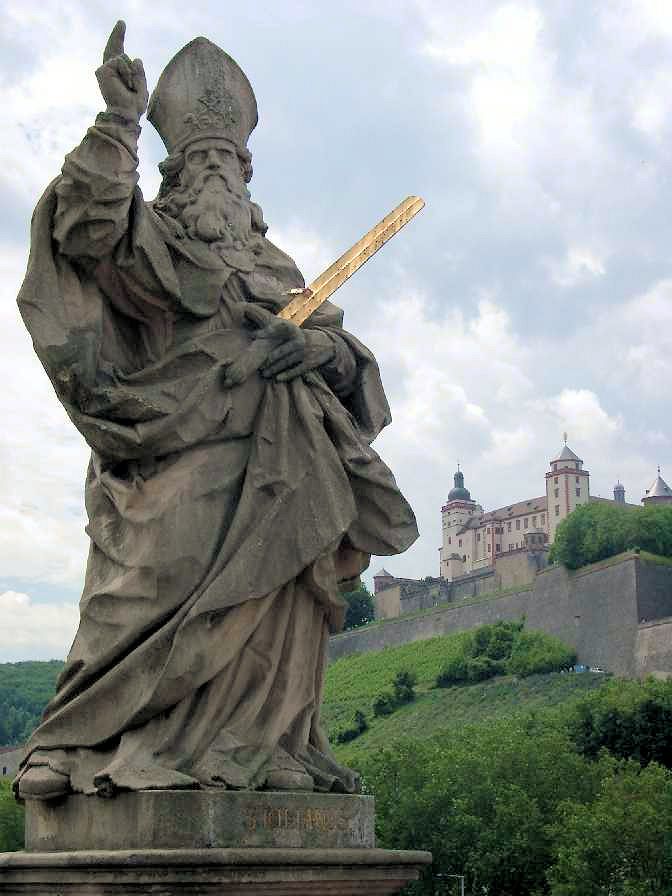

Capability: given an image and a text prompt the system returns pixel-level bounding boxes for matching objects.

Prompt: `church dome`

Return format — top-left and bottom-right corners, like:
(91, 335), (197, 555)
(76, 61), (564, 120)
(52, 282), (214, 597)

(447, 469), (472, 502)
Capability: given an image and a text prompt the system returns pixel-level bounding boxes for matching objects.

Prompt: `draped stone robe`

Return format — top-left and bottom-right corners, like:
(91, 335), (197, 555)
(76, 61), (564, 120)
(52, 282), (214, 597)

(15, 115), (418, 795)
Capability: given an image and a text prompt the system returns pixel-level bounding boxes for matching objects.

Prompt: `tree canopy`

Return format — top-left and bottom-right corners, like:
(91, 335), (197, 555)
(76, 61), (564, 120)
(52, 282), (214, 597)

(549, 502), (672, 569)
(341, 583), (375, 630)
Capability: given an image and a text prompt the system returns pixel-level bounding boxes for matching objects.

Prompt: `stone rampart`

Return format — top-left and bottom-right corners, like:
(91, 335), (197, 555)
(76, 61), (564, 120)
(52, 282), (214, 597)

(635, 617), (672, 679)
(331, 554), (672, 678)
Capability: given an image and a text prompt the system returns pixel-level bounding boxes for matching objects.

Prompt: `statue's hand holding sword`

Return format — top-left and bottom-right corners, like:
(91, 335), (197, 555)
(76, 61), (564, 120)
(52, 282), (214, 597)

(223, 196), (425, 387)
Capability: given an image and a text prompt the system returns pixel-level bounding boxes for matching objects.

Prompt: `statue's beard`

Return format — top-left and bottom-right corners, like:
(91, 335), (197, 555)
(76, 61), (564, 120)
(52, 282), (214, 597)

(163, 172), (254, 250)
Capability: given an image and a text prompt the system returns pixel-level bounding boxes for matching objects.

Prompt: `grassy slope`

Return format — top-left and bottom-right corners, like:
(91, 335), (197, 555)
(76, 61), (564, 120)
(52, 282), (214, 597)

(323, 633), (610, 767)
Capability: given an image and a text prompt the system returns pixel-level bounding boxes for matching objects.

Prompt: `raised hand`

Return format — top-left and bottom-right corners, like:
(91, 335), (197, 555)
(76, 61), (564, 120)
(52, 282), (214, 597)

(96, 20), (148, 122)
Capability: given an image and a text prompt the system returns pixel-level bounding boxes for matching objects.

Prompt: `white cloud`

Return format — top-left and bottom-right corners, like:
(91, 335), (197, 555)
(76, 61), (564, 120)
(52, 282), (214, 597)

(422, 3), (543, 67)
(265, 221), (336, 285)
(546, 247), (606, 287)
(572, 279), (672, 399)
(0, 243), (89, 590)
(0, 591), (77, 661)
(534, 388), (622, 443)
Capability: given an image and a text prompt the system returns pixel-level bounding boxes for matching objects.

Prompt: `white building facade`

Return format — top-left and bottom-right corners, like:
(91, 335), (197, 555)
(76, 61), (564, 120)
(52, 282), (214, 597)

(439, 443), (619, 581)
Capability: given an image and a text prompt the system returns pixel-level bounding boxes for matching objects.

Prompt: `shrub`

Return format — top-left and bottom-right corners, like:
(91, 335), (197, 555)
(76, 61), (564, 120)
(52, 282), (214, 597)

(435, 655), (469, 687)
(506, 630), (576, 677)
(436, 621), (575, 687)
(392, 670), (417, 705)
(466, 655), (504, 682)
(472, 620), (523, 660)
(335, 709), (369, 744)
(373, 692), (397, 717)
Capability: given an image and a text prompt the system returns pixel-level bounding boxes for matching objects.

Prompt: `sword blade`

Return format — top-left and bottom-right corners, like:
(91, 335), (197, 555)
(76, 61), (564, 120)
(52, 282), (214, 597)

(277, 195), (425, 325)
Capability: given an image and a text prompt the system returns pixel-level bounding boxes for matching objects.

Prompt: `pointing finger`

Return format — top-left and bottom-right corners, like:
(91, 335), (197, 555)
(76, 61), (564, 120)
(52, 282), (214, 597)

(103, 20), (126, 64)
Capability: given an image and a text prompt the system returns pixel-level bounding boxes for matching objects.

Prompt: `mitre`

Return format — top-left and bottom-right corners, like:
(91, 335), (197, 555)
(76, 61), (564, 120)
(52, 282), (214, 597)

(147, 37), (258, 154)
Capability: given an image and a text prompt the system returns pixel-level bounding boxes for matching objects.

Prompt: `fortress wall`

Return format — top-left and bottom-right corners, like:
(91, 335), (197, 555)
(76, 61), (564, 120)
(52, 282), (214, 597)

(330, 587), (534, 661)
(331, 554), (663, 677)
(451, 568), (498, 600)
(523, 558), (641, 676)
(635, 617), (672, 679)
(635, 560), (672, 623)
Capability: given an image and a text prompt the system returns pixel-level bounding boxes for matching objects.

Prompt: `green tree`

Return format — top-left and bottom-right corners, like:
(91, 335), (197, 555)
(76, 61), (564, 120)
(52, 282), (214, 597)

(361, 716), (603, 896)
(566, 678), (672, 769)
(548, 760), (672, 896)
(549, 502), (672, 569)
(341, 584), (375, 630)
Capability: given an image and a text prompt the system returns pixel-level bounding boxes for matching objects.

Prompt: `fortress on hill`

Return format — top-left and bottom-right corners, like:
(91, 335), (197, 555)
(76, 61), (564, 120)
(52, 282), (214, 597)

(438, 440), (641, 582)
(329, 442), (672, 682)
(373, 441), (672, 622)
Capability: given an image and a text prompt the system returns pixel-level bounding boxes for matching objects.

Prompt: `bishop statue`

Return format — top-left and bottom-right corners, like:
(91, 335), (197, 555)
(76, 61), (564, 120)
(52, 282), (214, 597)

(15, 22), (417, 802)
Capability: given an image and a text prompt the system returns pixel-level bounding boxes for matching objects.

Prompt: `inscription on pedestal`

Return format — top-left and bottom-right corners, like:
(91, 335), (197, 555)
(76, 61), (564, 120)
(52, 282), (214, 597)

(245, 805), (351, 834)
(25, 790), (376, 851)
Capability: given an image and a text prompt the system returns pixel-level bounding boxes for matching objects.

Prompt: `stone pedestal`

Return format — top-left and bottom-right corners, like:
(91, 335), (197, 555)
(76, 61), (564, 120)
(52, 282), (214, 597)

(25, 790), (376, 852)
(0, 847), (431, 894)
(0, 791), (431, 895)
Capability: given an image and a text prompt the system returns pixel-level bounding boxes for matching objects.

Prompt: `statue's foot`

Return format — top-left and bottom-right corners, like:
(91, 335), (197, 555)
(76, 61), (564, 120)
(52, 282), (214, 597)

(18, 765), (70, 801)
(264, 768), (314, 791)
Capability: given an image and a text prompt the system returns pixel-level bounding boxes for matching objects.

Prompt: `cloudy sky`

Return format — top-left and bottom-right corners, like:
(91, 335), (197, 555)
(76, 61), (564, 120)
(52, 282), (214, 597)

(2, 0), (672, 660)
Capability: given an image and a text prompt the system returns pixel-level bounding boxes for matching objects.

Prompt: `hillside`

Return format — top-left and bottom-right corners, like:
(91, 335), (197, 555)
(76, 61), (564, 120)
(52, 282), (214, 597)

(322, 632), (611, 765)
(0, 660), (63, 746)
(0, 634), (607, 751)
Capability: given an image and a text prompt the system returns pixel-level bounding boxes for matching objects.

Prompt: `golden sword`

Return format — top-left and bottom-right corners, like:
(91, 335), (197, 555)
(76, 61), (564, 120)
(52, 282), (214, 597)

(278, 195), (425, 325)
(222, 196), (425, 387)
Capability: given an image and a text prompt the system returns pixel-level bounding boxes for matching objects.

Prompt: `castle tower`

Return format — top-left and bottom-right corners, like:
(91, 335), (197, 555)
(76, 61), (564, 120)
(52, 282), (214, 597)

(545, 438), (590, 542)
(642, 468), (672, 505)
(373, 568), (395, 594)
(439, 467), (480, 579)
(614, 481), (625, 504)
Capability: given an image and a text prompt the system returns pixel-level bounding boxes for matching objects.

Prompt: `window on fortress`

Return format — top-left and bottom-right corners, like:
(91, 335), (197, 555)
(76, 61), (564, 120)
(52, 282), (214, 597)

(507, 522), (511, 532)
(554, 488), (559, 498)
(555, 505), (560, 516)
(576, 488), (581, 497)
(496, 544), (501, 552)
(477, 533), (480, 542)
(541, 514), (546, 525)
(448, 536), (451, 544)
(458, 539), (462, 547)
(575, 476), (580, 484)
(524, 518), (529, 529)
(532, 516), (537, 527)
(487, 544), (491, 552)
(516, 520), (521, 530)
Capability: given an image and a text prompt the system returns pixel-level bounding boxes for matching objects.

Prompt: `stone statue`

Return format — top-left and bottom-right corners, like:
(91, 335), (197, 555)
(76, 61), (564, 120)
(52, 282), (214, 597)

(14, 22), (418, 802)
